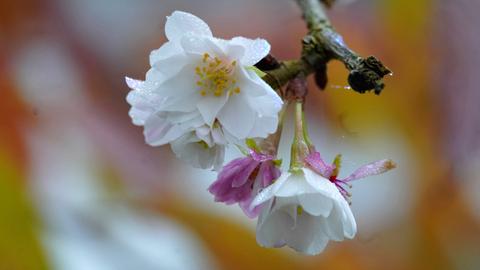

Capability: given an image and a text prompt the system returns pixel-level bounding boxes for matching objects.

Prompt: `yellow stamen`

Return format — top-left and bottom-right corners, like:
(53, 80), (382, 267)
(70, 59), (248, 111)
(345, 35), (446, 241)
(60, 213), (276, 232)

(195, 53), (239, 97)
(297, 206), (304, 216)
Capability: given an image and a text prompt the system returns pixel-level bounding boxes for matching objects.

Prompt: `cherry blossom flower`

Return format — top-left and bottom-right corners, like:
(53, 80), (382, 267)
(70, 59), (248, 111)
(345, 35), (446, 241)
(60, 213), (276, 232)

(171, 125), (226, 170)
(251, 168), (356, 255)
(125, 11), (283, 169)
(305, 151), (397, 200)
(208, 150), (281, 218)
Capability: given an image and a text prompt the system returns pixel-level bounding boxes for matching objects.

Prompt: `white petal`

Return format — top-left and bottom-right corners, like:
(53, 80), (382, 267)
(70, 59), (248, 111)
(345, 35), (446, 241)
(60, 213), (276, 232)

(284, 213), (320, 254)
(156, 64), (201, 112)
(230, 37), (271, 66)
(303, 168), (344, 200)
(223, 43), (245, 63)
(340, 201), (357, 239)
(246, 88), (282, 138)
(275, 172), (317, 197)
(197, 94), (229, 127)
(211, 126), (226, 145)
(125, 77), (143, 90)
(149, 41), (183, 66)
(165, 11), (212, 42)
(248, 116), (278, 138)
(144, 113), (188, 146)
(145, 67), (166, 85)
(319, 205), (345, 241)
(128, 108), (151, 126)
(245, 78), (282, 138)
(171, 133), (225, 169)
(217, 91), (255, 139)
(126, 77), (164, 125)
(181, 35), (225, 57)
(156, 64), (196, 97)
(236, 67), (267, 97)
(251, 84), (283, 117)
(152, 53), (188, 79)
(256, 200), (291, 248)
(271, 197), (300, 228)
(251, 173), (290, 208)
(166, 110), (201, 124)
(126, 92), (155, 125)
(178, 113), (205, 130)
(212, 146), (225, 171)
(306, 231), (330, 255)
(298, 193), (333, 217)
(195, 125), (213, 146)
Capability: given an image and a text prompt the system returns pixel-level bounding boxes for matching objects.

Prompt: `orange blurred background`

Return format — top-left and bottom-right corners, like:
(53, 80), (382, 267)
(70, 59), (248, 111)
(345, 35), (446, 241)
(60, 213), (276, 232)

(1, 0), (479, 269)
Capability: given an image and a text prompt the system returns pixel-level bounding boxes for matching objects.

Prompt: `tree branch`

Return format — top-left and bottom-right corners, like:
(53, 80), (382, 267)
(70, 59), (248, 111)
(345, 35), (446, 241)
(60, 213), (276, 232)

(260, 0), (391, 95)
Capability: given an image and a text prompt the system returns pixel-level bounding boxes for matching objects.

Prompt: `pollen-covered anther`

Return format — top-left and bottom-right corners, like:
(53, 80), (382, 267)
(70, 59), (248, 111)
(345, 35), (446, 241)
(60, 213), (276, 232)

(195, 53), (240, 97)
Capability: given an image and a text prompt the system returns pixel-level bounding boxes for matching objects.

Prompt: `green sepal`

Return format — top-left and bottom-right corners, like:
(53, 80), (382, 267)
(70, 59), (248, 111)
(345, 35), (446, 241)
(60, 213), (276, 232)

(289, 167), (303, 174)
(273, 159), (283, 167)
(331, 154), (342, 177)
(197, 141), (210, 149)
(245, 138), (261, 153)
(246, 66), (267, 78)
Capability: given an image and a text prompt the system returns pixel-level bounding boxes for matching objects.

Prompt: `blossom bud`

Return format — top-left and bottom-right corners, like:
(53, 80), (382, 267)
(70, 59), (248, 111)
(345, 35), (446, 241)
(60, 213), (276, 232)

(255, 54), (281, 71)
(314, 63), (328, 90)
(348, 56), (391, 95)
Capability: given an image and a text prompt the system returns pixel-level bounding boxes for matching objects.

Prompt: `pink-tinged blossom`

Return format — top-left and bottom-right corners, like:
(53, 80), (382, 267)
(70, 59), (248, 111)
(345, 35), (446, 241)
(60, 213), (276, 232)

(305, 151), (396, 199)
(208, 150), (281, 218)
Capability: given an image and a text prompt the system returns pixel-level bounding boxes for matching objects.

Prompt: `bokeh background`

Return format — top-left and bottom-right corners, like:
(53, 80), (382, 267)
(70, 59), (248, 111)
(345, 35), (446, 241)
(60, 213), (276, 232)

(1, 0), (479, 269)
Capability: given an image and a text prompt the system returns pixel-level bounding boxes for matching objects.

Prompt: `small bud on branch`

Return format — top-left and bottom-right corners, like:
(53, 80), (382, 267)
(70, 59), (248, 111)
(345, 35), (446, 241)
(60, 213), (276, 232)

(320, 0), (336, 8)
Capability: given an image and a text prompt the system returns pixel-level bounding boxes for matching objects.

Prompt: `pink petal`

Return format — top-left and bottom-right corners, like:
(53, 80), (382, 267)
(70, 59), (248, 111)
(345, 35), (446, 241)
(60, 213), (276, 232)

(305, 151), (335, 178)
(340, 159), (397, 182)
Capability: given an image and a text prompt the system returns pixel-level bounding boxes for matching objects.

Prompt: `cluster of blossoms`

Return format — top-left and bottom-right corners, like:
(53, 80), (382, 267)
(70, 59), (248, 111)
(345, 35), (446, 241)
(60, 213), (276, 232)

(126, 11), (396, 255)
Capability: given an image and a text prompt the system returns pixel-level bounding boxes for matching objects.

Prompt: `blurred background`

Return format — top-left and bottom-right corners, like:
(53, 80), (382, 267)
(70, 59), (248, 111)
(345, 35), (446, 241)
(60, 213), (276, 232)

(1, 0), (480, 269)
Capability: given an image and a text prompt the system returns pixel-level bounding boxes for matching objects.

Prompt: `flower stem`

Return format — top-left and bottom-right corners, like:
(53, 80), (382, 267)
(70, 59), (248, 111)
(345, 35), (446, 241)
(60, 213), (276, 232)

(289, 101), (309, 172)
(260, 102), (289, 155)
(301, 109), (315, 151)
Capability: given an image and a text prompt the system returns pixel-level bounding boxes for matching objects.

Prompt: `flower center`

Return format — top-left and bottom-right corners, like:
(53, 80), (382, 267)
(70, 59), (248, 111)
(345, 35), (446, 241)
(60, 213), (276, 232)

(329, 175), (352, 203)
(195, 53), (240, 97)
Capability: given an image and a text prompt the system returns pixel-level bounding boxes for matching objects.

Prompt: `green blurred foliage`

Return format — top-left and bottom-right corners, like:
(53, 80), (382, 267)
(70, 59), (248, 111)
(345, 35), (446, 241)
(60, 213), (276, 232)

(0, 151), (48, 270)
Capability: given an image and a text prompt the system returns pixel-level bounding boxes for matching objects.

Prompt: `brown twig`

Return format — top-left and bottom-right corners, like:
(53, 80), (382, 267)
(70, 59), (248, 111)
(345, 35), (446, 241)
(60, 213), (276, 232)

(259, 0), (391, 95)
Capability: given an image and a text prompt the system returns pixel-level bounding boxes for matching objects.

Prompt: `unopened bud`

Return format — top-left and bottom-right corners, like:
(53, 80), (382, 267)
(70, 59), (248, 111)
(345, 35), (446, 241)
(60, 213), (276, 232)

(314, 63), (328, 90)
(255, 54), (281, 71)
(348, 56), (391, 95)
(320, 0), (336, 8)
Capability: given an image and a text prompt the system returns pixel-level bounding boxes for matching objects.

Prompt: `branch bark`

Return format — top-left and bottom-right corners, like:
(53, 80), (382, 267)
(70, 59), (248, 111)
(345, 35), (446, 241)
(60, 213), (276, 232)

(260, 0), (391, 95)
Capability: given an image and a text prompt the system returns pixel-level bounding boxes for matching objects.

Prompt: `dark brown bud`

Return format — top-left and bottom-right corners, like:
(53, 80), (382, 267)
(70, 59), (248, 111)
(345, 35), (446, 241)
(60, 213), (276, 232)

(348, 70), (384, 95)
(347, 56), (391, 95)
(364, 56), (392, 77)
(320, 0), (336, 8)
(314, 63), (328, 90)
(255, 54), (281, 71)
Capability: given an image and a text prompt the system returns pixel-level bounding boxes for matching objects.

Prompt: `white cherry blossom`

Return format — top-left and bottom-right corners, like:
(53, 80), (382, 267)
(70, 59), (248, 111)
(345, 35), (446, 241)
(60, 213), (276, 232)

(251, 168), (356, 255)
(125, 11), (283, 169)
